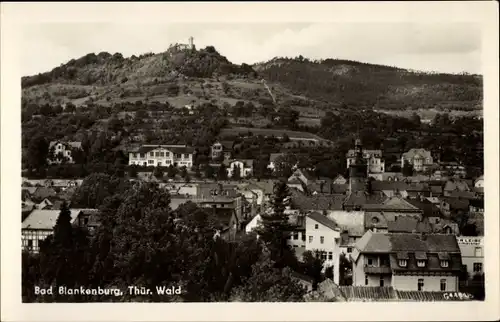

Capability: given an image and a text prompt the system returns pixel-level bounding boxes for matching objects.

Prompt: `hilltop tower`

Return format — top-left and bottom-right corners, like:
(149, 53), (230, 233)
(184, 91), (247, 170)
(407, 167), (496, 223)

(349, 138), (368, 193)
(188, 36), (194, 50)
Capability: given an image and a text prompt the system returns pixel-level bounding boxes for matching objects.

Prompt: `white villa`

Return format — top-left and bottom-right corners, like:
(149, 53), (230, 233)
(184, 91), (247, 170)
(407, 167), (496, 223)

(128, 145), (195, 168)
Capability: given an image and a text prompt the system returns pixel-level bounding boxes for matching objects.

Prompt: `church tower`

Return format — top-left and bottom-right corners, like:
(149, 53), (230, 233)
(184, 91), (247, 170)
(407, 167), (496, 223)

(349, 138), (368, 193)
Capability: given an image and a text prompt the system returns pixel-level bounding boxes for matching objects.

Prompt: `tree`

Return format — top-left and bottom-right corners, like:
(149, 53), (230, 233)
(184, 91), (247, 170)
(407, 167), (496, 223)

(217, 164), (228, 181)
(54, 202), (73, 247)
(230, 257), (306, 302)
(71, 173), (132, 208)
(231, 165), (241, 180)
(26, 135), (49, 171)
(167, 165), (178, 178)
(180, 166), (188, 180)
(153, 166), (164, 179)
(256, 180), (296, 268)
(301, 250), (324, 290)
(402, 160), (414, 176)
(204, 165), (215, 179)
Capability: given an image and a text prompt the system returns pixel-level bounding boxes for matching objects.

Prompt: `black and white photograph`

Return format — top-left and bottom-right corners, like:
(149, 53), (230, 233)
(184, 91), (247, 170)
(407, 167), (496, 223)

(1, 2), (499, 321)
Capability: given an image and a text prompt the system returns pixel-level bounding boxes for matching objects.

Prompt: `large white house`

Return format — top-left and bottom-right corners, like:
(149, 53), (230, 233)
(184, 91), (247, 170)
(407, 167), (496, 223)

(225, 159), (253, 178)
(305, 212), (341, 285)
(128, 145), (195, 168)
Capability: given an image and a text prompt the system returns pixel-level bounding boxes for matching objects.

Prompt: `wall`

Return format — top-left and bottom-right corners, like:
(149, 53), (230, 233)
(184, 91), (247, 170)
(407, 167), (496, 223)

(305, 216), (341, 284)
(392, 274), (458, 292)
(22, 229), (52, 253)
(457, 236), (484, 276)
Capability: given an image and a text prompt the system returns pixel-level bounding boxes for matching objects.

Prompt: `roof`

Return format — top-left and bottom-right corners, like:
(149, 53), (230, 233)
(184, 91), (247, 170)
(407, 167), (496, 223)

(356, 231), (460, 253)
(214, 140), (234, 150)
(319, 284), (474, 301)
(343, 191), (387, 209)
(405, 198), (442, 218)
(387, 217), (432, 233)
(441, 197), (470, 210)
(447, 191), (478, 200)
(22, 208), (96, 230)
(32, 187), (57, 201)
(291, 189), (345, 211)
(444, 179), (470, 192)
(130, 145), (195, 154)
(249, 179), (276, 195)
(402, 148), (432, 160)
(371, 181), (409, 192)
(346, 149), (382, 158)
(307, 212), (338, 231)
(363, 196), (421, 212)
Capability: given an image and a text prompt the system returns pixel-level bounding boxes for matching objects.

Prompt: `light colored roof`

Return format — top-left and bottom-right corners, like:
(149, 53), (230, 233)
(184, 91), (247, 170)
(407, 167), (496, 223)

(326, 211), (365, 237)
(402, 148), (432, 160)
(307, 212), (338, 231)
(22, 208), (96, 230)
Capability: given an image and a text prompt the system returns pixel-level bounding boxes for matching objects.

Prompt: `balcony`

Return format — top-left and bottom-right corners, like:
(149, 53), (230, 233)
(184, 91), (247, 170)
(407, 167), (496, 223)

(364, 265), (392, 274)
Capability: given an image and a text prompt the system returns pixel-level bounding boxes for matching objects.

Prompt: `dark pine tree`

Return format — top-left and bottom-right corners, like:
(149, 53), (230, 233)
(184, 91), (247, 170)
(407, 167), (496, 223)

(256, 180), (297, 269)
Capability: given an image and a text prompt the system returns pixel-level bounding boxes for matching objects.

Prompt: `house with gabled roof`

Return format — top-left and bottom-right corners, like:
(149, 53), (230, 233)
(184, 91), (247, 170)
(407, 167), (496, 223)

(305, 212), (342, 285)
(351, 231), (462, 292)
(22, 208), (98, 253)
(401, 148), (434, 172)
(47, 141), (83, 164)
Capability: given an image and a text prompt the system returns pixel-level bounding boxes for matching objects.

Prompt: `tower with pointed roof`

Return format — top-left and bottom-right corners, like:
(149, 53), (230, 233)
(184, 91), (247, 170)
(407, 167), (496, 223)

(349, 138), (368, 193)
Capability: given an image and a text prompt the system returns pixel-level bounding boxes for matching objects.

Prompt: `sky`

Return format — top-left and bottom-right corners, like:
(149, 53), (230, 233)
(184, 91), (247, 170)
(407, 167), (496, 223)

(19, 22), (482, 76)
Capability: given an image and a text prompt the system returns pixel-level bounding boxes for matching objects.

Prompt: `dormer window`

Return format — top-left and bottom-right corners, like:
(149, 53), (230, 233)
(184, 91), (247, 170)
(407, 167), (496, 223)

(399, 260), (407, 267)
(440, 260), (449, 268)
(417, 260), (426, 267)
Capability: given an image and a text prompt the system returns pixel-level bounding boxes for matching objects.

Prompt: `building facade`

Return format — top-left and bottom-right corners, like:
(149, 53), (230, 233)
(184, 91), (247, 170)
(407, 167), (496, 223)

(226, 160), (253, 178)
(305, 212), (341, 285)
(351, 231), (462, 292)
(346, 144), (385, 174)
(211, 141), (233, 160)
(47, 141), (82, 165)
(456, 236), (484, 278)
(401, 148), (434, 172)
(128, 145), (195, 168)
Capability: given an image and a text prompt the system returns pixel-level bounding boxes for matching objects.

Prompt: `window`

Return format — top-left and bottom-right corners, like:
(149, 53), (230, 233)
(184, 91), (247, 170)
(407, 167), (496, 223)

(140, 153), (145, 158)
(417, 260), (426, 267)
(320, 236), (324, 244)
(399, 260), (407, 267)
(183, 153), (189, 159)
(380, 276), (384, 287)
(440, 279), (446, 291)
(440, 260), (449, 268)
(365, 276), (369, 286)
(473, 263), (483, 272)
(160, 152), (165, 157)
(417, 279), (424, 291)
(367, 258), (373, 266)
(321, 252), (327, 261)
(293, 245), (298, 248)
(27, 240), (33, 249)
(347, 247), (353, 253)
(328, 252), (333, 260)
(309, 236), (313, 243)
(148, 160), (154, 164)
(372, 217), (379, 224)
(302, 234), (306, 241)
(165, 152), (170, 157)
(474, 247), (482, 257)
(293, 232), (299, 240)
(150, 152), (154, 157)
(133, 153), (137, 158)
(155, 152), (160, 157)
(315, 224), (319, 229)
